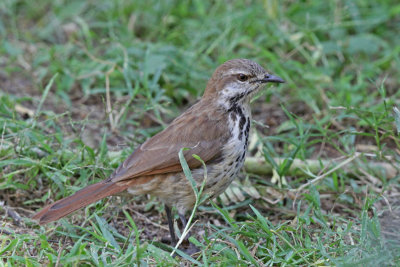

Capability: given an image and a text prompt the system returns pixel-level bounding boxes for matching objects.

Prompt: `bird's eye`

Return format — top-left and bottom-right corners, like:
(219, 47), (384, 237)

(237, 74), (248, 82)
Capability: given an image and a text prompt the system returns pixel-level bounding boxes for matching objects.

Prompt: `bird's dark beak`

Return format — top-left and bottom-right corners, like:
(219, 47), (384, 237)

(261, 74), (285, 84)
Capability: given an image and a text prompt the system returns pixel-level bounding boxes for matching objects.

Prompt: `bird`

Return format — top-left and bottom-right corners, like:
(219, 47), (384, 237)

(32, 58), (284, 250)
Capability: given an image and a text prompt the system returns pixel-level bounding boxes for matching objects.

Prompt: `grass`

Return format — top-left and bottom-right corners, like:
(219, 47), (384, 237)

(1, 0), (400, 265)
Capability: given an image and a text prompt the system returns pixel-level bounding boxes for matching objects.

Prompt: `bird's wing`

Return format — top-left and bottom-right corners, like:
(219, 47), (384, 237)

(108, 101), (230, 182)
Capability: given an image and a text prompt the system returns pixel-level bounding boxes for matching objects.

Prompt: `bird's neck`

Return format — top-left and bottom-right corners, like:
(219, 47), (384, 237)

(202, 90), (252, 119)
(222, 93), (252, 117)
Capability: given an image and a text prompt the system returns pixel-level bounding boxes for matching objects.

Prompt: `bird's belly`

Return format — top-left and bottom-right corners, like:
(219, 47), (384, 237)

(129, 145), (247, 214)
(202, 139), (247, 199)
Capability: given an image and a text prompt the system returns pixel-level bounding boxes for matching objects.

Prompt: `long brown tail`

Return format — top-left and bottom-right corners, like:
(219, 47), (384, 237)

(32, 181), (130, 224)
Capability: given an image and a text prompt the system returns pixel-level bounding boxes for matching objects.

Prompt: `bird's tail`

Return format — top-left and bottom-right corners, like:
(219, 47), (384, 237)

(32, 181), (130, 224)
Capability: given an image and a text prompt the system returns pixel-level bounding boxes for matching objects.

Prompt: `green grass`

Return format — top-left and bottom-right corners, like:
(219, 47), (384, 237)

(1, 0), (400, 265)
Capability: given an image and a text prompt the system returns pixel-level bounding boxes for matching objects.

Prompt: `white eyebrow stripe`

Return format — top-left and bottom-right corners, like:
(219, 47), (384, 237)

(225, 69), (251, 76)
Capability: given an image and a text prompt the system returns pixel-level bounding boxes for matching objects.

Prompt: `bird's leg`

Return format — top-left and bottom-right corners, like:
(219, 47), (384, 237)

(178, 213), (187, 232)
(165, 205), (177, 246)
(178, 213), (199, 254)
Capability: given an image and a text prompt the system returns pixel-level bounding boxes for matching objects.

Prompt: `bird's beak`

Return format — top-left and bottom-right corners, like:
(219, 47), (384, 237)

(260, 73), (285, 84)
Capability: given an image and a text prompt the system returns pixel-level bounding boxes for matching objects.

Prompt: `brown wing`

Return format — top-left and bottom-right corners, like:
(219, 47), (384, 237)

(108, 100), (230, 182)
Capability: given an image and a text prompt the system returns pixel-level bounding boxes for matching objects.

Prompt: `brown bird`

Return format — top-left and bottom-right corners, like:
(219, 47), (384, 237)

(33, 58), (284, 248)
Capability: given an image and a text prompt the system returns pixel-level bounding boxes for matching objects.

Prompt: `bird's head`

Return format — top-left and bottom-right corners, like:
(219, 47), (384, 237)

(203, 59), (284, 107)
